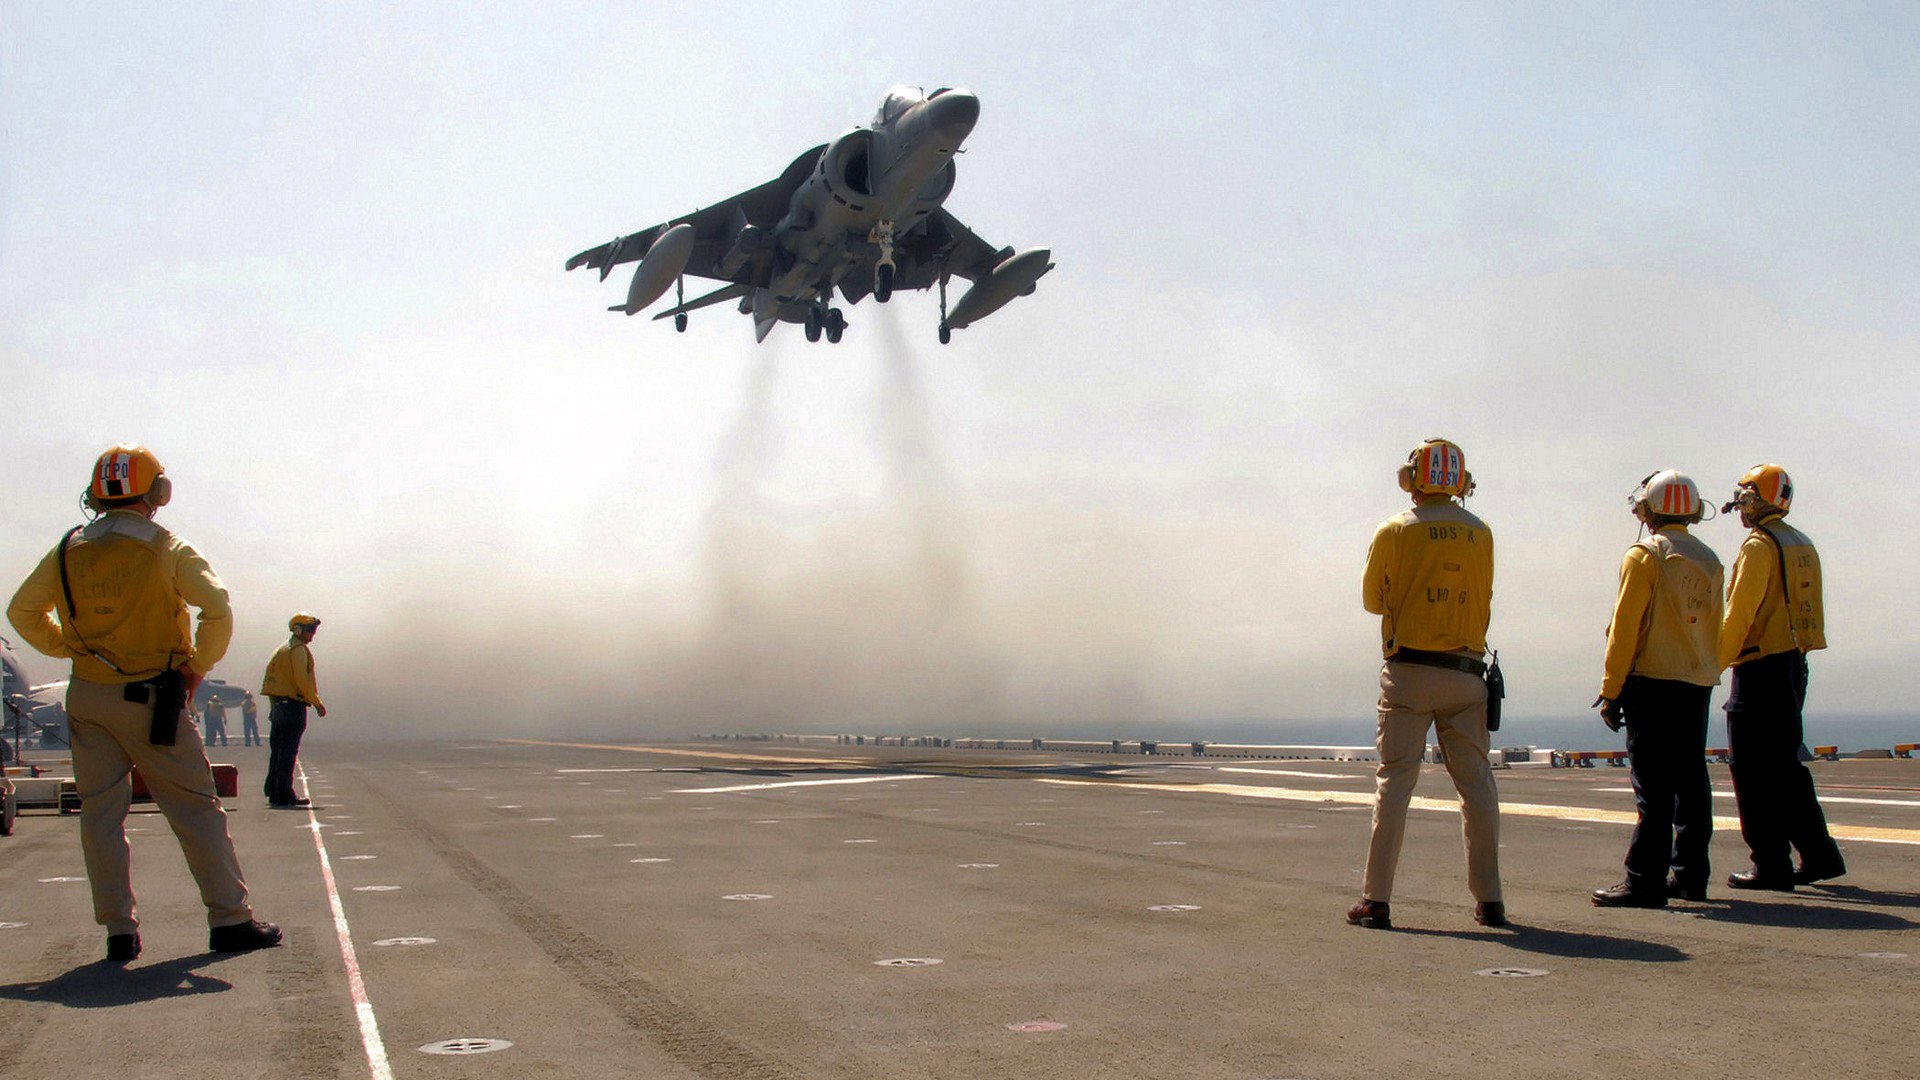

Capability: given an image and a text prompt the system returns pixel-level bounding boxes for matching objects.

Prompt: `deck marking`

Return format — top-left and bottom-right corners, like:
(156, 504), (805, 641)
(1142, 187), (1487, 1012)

(1595, 786), (1920, 809)
(1218, 767), (1366, 780)
(672, 774), (938, 794)
(1034, 778), (1920, 845)
(298, 763), (394, 1080)
(499, 737), (858, 766)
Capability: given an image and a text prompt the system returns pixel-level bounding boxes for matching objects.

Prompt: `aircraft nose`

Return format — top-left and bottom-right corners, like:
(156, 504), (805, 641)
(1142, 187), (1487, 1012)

(924, 89), (979, 144)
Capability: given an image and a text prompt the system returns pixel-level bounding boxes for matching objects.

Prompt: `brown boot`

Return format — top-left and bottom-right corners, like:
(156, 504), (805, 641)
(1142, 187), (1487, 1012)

(1345, 898), (1391, 929)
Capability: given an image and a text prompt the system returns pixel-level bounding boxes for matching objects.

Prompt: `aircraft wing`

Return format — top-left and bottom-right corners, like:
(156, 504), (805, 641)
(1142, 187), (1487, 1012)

(888, 208), (1010, 291)
(565, 145), (827, 283)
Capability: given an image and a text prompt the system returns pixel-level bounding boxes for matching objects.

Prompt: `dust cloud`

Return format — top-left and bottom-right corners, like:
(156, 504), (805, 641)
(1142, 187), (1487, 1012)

(674, 311), (1007, 732)
(333, 308), (1048, 739)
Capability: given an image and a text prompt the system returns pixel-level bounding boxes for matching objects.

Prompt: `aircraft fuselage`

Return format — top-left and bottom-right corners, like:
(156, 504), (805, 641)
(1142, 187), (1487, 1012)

(766, 88), (979, 306)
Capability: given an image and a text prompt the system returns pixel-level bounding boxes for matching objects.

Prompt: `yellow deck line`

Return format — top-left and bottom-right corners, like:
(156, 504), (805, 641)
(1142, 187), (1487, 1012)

(1035, 778), (1920, 846)
(496, 738), (860, 767)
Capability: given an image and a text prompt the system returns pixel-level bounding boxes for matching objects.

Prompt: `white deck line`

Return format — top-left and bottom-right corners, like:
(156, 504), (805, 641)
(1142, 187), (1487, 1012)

(299, 763), (394, 1080)
(671, 774), (940, 794)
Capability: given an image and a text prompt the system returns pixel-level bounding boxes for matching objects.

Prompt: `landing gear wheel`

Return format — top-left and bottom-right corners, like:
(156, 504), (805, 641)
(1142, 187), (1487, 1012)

(938, 325), (952, 345)
(805, 307), (823, 343)
(674, 313), (688, 333)
(825, 308), (845, 344)
(874, 263), (894, 303)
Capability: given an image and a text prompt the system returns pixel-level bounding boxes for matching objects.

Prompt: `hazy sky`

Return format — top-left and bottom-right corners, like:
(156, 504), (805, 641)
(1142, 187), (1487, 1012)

(4, 2), (1917, 737)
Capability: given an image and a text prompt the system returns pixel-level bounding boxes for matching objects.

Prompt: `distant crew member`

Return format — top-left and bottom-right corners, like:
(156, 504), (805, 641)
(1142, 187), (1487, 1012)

(241, 692), (261, 747)
(1350, 439), (1505, 930)
(6, 444), (282, 960)
(203, 698), (229, 747)
(1590, 471), (1724, 908)
(1719, 464), (1844, 890)
(261, 613), (325, 808)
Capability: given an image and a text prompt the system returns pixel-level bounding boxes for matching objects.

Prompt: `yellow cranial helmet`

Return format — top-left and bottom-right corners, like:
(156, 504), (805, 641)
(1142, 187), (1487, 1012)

(87, 443), (170, 508)
(1732, 463), (1792, 516)
(1399, 438), (1473, 497)
(288, 612), (322, 632)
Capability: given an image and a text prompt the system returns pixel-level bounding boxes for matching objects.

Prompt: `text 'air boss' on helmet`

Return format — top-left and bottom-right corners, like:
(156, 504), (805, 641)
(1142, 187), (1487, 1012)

(1398, 438), (1474, 498)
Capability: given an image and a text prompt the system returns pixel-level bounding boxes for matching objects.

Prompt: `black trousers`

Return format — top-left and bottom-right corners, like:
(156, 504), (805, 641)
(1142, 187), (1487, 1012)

(264, 698), (308, 804)
(1727, 651), (1841, 877)
(1621, 677), (1714, 893)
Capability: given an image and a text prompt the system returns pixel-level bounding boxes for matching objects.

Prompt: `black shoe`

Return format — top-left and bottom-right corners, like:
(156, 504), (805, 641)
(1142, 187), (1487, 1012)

(1727, 869), (1795, 892)
(105, 933), (141, 962)
(1666, 878), (1709, 902)
(1474, 901), (1508, 927)
(267, 798), (311, 809)
(1793, 856), (1846, 885)
(1592, 882), (1667, 908)
(209, 919), (283, 953)
(1345, 898), (1391, 929)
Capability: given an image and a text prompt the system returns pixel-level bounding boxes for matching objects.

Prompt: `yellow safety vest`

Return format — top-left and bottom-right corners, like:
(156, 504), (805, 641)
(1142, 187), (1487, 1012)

(1363, 498), (1494, 656)
(1600, 526), (1723, 696)
(1720, 517), (1826, 668)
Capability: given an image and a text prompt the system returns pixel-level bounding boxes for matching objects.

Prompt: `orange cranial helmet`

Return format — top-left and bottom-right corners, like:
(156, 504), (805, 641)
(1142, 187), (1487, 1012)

(86, 444), (170, 509)
(1729, 463), (1792, 517)
(288, 612), (322, 633)
(1398, 438), (1474, 498)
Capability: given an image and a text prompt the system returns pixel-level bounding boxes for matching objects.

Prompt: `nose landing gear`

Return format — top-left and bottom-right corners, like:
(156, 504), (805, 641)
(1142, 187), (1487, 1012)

(870, 221), (897, 303)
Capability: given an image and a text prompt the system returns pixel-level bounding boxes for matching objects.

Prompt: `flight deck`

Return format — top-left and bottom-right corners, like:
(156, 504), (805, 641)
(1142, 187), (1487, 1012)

(2, 738), (1915, 1079)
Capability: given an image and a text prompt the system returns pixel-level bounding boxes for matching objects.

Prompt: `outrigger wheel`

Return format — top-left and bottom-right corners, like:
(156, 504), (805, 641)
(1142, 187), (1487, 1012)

(938, 324), (952, 345)
(874, 263), (894, 303)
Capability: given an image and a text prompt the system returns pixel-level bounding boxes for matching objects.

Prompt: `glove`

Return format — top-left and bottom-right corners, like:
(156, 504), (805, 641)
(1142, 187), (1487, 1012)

(316, 704), (327, 718)
(177, 666), (204, 702)
(1592, 694), (1625, 732)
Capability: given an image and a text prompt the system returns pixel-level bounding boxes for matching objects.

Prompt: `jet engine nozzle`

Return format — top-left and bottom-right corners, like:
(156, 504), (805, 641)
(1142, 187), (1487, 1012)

(619, 224), (696, 315)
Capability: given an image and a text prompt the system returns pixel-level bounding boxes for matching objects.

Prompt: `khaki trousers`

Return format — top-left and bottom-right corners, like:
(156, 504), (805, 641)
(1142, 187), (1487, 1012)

(66, 676), (254, 936)
(1362, 660), (1503, 903)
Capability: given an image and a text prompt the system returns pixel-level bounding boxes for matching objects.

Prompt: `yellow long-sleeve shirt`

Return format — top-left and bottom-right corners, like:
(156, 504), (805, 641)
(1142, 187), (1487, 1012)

(1720, 517), (1826, 670)
(1363, 497), (1493, 657)
(262, 637), (324, 710)
(1599, 525), (1724, 698)
(7, 510), (233, 683)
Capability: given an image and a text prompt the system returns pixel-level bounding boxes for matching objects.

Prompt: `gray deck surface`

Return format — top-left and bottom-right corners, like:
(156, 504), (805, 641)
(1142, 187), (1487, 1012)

(3, 738), (1915, 1079)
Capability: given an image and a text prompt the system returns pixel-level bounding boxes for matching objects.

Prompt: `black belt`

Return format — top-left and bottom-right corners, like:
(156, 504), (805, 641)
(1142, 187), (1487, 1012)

(1391, 648), (1487, 677)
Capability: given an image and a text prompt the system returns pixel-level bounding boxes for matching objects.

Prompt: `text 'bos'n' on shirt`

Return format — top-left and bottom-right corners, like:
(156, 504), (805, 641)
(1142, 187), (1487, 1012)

(6, 510), (233, 684)
(1363, 497), (1493, 657)
(1599, 524), (1724, 698)
(1720, 515), (1826, 670)
(261, 637), (324, 710)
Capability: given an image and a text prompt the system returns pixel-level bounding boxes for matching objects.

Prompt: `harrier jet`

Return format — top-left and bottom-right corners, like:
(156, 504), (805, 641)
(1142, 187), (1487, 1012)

(566, 86), (1053, 344)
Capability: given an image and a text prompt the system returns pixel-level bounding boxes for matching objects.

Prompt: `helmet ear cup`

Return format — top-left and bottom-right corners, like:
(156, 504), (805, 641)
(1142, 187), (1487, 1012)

(147, 475), (172, 508)
(1396, 464), (1413, 493)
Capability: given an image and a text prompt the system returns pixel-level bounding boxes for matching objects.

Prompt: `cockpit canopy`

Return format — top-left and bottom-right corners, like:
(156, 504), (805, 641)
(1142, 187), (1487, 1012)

(874, 85), (930, 127)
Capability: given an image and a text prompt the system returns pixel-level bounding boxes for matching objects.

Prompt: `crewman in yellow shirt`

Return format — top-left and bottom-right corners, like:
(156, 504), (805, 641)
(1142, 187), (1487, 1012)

(6, 445), (282, 961)
(260, 612), (325, 807)
(1718, 464), (1844, 891)
(1589, 471), (1723, 908)
(1349, 438), (1504, 931)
